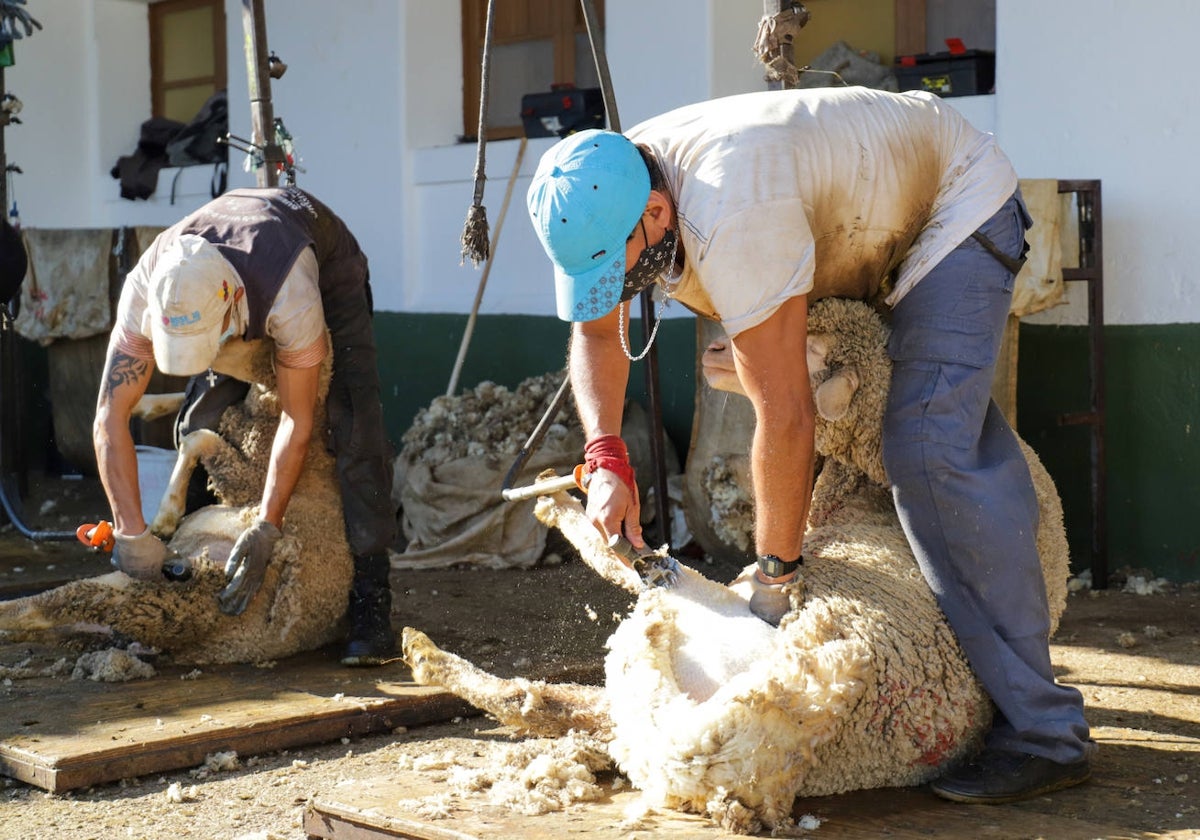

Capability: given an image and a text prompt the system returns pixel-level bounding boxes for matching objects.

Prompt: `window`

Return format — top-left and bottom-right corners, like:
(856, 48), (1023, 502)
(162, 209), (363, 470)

(149, 0), (227, 123)
(461, 0), (605, 140)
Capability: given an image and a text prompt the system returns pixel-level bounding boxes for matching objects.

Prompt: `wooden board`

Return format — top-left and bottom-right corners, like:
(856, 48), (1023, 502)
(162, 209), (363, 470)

(302, 774), (1142, 840)
(0, 645), (472, 793)
(304, 775), (730, 840)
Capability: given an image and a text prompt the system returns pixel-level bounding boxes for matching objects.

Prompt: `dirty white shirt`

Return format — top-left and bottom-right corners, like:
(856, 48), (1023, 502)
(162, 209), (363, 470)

(627, 87), (1018, 337)
(114, 244), (328, 371)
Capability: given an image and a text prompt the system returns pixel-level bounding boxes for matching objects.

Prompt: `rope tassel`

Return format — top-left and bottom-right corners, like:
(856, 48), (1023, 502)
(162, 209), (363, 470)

(460, 0), (496, 267)
(461, 203), (489, 267)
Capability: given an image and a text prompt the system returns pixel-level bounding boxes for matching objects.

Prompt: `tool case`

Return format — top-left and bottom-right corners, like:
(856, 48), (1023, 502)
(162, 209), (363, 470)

(895, 38), (995, 98)
(520, 85), (606, 138)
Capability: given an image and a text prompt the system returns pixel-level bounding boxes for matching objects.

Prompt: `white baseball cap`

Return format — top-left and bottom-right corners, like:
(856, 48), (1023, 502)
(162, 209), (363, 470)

(147, 234), (239, 376)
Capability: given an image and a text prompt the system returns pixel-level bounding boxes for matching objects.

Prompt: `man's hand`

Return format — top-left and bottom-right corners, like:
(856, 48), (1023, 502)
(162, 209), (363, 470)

(584, 467), (643, 552)
(218, 519), (282, 616)
(112, 527), (171, 581)
(728, 566), (797, 626)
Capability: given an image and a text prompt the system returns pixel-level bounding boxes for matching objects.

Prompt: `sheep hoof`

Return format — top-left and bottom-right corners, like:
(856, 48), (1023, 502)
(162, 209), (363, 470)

(400, 626), (441, 684)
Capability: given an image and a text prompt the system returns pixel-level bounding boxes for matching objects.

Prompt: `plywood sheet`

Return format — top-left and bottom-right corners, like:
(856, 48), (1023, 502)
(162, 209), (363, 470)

(0, 644), (472, 793)
(305, 775), (729, 840)
(304, 775), (1142, 840)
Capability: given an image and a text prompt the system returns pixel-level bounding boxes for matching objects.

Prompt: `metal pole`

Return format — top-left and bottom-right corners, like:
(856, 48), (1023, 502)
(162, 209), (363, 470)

(241, 0), (283, 187)
(580, 0), (671, 547)
(1, 64), (7, 211)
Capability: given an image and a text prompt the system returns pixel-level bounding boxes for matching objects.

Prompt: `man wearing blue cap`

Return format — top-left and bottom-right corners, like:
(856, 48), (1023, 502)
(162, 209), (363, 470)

(526, 86), (1093, 804)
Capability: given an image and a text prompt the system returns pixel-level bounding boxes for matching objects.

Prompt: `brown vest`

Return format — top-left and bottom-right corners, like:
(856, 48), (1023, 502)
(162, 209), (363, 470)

(150, 187), (367, 339)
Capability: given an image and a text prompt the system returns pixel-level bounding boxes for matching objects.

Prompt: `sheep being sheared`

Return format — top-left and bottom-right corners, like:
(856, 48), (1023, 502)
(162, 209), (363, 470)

(0, 338), (354, 666)
(403, 298), (1071, 834)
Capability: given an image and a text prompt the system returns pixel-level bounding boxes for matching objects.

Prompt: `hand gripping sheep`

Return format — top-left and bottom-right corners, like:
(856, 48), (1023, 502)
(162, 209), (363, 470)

(0, 339), (355, 666)
(402, 299), (1070, 835)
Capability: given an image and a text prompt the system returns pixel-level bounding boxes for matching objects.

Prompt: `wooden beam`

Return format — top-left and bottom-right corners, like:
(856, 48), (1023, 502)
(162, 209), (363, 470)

(895, 0), (927, 56)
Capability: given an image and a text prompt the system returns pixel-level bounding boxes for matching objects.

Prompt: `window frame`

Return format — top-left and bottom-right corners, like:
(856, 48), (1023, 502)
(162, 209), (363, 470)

(149, 0), (227, 122)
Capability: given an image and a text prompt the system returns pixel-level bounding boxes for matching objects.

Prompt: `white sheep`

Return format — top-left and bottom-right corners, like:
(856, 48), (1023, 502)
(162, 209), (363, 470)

(0, 339), (354, 666)
(403, 298), (1070, 834)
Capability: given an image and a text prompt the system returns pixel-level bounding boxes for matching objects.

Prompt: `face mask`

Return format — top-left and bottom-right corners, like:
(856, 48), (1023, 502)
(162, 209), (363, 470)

(620, 225), (677, 303)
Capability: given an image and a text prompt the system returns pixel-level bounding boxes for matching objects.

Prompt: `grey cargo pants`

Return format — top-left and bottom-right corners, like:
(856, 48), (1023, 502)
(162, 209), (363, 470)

(882, 191), (1092, 763)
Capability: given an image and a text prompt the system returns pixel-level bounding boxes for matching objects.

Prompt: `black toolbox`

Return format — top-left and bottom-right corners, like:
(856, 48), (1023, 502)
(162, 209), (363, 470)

(520, 85), (606, 138)
(895, 39), (994, 98)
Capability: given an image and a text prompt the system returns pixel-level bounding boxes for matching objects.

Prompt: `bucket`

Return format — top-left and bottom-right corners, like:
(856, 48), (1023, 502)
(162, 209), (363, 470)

(136, 445), (177, 525)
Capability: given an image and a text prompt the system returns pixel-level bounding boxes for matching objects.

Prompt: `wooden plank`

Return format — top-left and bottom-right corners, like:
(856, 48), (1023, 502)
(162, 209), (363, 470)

(304, 773), (1143, 840)
(803, 786), (1144, 840)
(304, 776), (730, 840)
(894, 0), (927, 56)
(0, 645), (473, 793)
(304, 772), (1147, 840)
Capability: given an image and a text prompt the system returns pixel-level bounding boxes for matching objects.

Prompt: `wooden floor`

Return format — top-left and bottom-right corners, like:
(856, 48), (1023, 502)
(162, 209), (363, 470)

(0, 643), (472, 794)
(298, 590), (1200, 840)
(302, 778), (1146, 840)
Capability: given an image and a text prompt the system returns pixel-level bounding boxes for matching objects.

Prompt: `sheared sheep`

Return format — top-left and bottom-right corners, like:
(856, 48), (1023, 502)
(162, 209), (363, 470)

(402, 298), (1070, 834)
(0, 338), (354, 666)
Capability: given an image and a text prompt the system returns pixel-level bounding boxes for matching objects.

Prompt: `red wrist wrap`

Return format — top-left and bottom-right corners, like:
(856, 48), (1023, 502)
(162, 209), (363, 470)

(584, 434), (637, 495)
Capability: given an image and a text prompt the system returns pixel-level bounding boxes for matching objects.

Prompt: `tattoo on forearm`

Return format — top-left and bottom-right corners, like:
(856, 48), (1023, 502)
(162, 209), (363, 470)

(103, 352), (150, 396)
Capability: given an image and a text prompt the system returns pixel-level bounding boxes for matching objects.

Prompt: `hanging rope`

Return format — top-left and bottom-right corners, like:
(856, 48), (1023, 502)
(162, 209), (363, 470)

(460, 0), (496, 267)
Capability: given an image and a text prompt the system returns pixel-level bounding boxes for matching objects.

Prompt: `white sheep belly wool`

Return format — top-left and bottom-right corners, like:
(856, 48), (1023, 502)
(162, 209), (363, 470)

(602, 515), (987, 827)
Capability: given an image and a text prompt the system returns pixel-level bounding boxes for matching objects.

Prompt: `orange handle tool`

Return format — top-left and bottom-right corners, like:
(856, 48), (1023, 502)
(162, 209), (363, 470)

(77, 520), (115, 553)
(501, 464), (590, 502)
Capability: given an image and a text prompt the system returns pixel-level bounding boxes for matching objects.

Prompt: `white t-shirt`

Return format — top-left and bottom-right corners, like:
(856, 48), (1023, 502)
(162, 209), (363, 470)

(627, 87), (1018, 337)
(115, 244), (328, 371)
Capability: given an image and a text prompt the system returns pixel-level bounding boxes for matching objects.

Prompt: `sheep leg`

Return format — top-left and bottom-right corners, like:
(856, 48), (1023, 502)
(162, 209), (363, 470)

(533, 492), (644, 594)
(132, 392), (186, 422)
(0, 571), (132, 635)
(401, 627), (612, 739)
(150, 428), (230, 538)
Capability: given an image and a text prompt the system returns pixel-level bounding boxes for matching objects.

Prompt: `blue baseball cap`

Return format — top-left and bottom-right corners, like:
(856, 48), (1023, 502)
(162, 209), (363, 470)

(526, 129), (650, 321)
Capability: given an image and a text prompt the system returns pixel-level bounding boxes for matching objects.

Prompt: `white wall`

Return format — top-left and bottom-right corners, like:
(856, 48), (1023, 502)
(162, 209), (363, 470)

(226, 1), (408, 308)
(402, 0), (765, 322)
(997, 0), (1198, 326)
(4, 0), (95, 226)
(5, 1), (1194, 328)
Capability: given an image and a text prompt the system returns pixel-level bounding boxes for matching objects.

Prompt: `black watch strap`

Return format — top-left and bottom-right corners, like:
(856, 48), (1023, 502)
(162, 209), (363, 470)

(757, 553), (803, 578)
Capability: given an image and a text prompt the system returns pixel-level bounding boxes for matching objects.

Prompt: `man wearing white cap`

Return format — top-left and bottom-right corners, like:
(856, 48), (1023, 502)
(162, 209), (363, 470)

(525, 87), (1093, 803)
(95, 186), (396, 666)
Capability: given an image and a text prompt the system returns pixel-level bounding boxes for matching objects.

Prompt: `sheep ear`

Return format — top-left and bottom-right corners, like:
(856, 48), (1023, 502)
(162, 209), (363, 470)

(814, 369), (860, 421)
(806, 334), (830, 375)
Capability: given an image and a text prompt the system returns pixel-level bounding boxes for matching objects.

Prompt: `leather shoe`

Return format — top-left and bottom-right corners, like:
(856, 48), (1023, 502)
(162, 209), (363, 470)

(930, 747), (1091, 804)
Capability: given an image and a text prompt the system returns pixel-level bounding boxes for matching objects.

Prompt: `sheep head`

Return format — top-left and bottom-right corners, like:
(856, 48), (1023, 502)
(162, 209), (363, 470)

(699, 299), (890, 485)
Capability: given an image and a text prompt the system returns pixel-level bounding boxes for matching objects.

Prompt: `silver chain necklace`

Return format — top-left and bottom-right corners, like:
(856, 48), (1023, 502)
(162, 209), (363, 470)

(618, 228), (679, 362)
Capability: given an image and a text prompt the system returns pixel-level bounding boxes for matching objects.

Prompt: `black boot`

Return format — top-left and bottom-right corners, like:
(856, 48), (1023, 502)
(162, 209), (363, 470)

(340, 554), (397, 667)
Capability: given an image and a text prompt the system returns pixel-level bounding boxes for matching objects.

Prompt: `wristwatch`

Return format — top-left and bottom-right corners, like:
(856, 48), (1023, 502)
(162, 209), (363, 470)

(757, 553), (803, 578)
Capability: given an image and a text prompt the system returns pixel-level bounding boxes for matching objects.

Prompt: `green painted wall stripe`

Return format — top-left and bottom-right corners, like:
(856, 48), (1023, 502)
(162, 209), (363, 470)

(1018, 323), (1200, 583)
(380, 315), (1200, 583)
(373, 312), (697, 466)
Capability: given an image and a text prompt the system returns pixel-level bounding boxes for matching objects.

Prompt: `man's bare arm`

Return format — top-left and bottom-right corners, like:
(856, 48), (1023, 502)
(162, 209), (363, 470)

(728, 294), (816, 564)
(569, 304), (643, 547)
(258, 362), (319, 528)
(94, 341), (154, 533)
